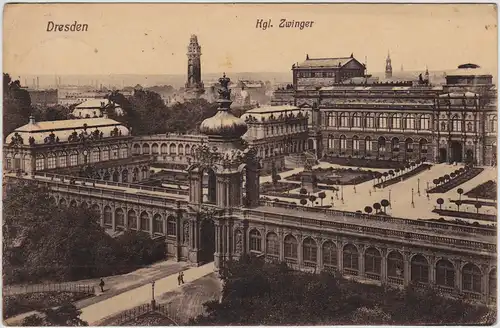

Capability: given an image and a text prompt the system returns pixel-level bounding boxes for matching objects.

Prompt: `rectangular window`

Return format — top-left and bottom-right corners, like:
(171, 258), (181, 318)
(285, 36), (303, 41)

(6, 159), (11, 169)
(47, 157), (56, 169)
(111, 149), (118, 160)
(59, 155), (67, 168)
(92, 151), (100, 163)
(70, 154), (78, 166)
(120, 148), (128, 158)
(35, 158), (45, 171)
(102, 150), (109, 161)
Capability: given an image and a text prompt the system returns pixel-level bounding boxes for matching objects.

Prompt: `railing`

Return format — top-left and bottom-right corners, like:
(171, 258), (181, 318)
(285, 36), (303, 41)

(33, 172), (188, 196)
(463, 291), (482, 300)
(256, 199), (496, 237)
(246, 204), (495, 252)
(387, 276), (404, 285)
(109, 302), (180, 326)
(3, 282), (95, 296)
(344, 268), (359, 276)
(133, 134), (206, 143)
(365, 272), (381, 281)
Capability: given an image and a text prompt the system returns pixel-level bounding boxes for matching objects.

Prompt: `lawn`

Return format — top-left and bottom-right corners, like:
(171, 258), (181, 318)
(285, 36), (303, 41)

(3, 291), (92, 319)
(465, 180), (497, 200)
(285, 167), (376, 185)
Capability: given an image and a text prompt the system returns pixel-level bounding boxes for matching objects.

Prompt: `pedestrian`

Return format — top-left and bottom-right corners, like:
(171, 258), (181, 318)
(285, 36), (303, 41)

(177, 271), (182, 285)
(180, 271), (185, 284)
(99, 278), (105, 292)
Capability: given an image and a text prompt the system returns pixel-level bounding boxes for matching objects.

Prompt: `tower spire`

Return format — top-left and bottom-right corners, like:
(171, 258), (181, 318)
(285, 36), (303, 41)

(385, 50), (392, 79)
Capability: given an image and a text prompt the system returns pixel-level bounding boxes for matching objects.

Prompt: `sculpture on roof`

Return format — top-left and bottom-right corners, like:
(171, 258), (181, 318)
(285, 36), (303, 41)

(217, 73), (231, 100)
(9, 133), (24, 147)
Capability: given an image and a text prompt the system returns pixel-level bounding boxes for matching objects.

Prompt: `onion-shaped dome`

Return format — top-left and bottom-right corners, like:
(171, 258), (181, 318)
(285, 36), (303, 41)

(200, 110), (248, 139)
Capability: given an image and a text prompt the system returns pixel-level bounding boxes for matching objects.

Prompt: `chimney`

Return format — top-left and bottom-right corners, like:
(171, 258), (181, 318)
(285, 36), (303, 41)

(29, 115), (35, 124)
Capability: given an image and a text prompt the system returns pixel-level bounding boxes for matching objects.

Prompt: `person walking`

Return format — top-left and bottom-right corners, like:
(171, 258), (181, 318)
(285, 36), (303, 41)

(99, 278), (105, 292)
(179, 271), (185, 285)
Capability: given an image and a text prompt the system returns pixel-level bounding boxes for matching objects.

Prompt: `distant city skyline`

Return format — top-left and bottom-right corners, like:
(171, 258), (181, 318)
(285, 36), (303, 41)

(4, 4), (497, 78)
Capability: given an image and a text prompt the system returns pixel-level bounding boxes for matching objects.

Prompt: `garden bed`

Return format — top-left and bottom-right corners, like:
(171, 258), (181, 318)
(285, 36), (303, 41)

(285, 167), (377, 185)
(323, 155), (414, 169)
(3, 291), (92, 319)
(465, 180), (497, 200)
(260, 181), (300, 193)
(428, 167), (484, 194)
(374, 164), (431, 189)
(431, 209), (497, 222)
(450, 199), (497, 208)
(426, 218), (496, 230)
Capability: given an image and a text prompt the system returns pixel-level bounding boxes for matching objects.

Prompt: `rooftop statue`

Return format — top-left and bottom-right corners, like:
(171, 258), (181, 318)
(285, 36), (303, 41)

(218, 73), (232, 100)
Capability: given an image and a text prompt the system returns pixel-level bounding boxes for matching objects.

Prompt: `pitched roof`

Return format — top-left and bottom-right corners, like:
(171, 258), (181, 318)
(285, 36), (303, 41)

(295, 57), (361, 69)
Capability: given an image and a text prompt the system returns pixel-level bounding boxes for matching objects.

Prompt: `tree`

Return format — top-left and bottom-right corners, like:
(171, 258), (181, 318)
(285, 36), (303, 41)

(457, 188), (464, 201)
(3, 73), (33, 138)
(300, 198), (307, 206)
(475, 203), (482, 213)
(380, 199), (390, 213)
(373, 203), (381, 214)
(299, 188), (308, 196)
(21, 303), (88, 326)
(318, 191), (326, 206)
(436, 198), (444, 210)
(433, 179), (439, 186)
(364, 206), (373, 215)
(444, 174), (450, 182)
(308, 195), (317, 207)
(455, 200), (463, 212)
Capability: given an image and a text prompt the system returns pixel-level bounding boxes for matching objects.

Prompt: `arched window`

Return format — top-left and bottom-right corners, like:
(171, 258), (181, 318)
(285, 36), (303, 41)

(91, 204), (100, 222)
(249, 229), (262, 252)
(364, 248), (382, 277)
(387, 251), (404, 282)
(491, 116), (497, 132)
(365, 136), (372, 152)
(328, 112), (336, 127)
(352, 113), (361, 128)
(405, 138), (414, 152)
(340, 113), (349, 127)
(115, 208), (125, 228)
(303, 238), (317, 263)
(80, 201), (88, 209)
(378, 137), (386, 153)
(266, 232), (279, 256)
(143, 143), (150, 154)
(128, 210), (137, 230)
(151, 143), (159, 154)
(140, 212), (150, 232)
(185, 145), (191, 156)
(169, 144), (177, 155)
(411, 254), (429, 284)
(462, 263), (482, 293)
(322, 241), (337, 268)
(103, 206), (112, 228)
(378, 115), (387, 129)
(70, 200), (77, 208)
(419, 139), (428, 154)
(328, 135), (335, 150)
(47, 153), (56, 169)
(284, 235), (298, 259)
(441, 121), (447, 131)
(58, 152), (67, 168)
(340, 135), (347, 151)
(489, 269), (496, 297)
(467, 121), (473, 132)
(35, 154), (45, 171)
(178, 144), (184, 155)
(111, 145), (119, 160)
(452, 115), (461, 131)
(91, 148), (100, 163)
(404, 114), (415, 130)
(352, 136), (360, 151)
(343, 244), (359, 274)
(436, 259), (455, 288)
(153, 214), (163, 234)
(160, 143), (167, 154)
(133, 143), (141, 155)
(167, 216), (176, 236)
(391, 138), (400, 152)
(59, 198), (67, 207)
(365, 113), (374, 128)
(391, 114), (401, 129)
(420, 115), (430, 130)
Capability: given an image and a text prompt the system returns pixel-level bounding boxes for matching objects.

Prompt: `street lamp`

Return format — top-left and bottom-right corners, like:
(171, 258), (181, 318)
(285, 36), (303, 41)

(151, 281), (156, 309)
(389, 189), (392, 209)
(341, 184), (344, 204)
(411, 188), (415, 208)
(417, 178), (420, 196)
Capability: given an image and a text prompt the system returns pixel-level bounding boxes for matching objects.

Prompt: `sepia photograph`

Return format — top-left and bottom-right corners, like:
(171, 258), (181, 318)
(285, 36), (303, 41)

(2, 3), (498, 326)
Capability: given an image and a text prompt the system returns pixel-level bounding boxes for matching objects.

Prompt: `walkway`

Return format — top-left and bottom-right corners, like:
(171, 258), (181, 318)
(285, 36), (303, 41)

(83, 262), (215, 325)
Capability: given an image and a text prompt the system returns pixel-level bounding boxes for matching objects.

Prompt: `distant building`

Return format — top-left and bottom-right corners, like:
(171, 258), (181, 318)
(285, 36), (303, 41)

(445, 64), (493, 88)
(292, 53), (366, 90)
(185, 35), (205, 98)
(385, 51), (393, 79)
(27, 89), (58, 107)
(72, 99), (124, 118)
(58, 88), (109, 106)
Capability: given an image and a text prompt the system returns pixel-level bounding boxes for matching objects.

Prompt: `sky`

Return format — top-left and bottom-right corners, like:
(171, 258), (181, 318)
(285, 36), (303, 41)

(3, 3), (498, 76)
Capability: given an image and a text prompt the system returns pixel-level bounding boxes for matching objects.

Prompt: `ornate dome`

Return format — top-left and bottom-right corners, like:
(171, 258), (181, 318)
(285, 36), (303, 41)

(199, 110), (247, 139)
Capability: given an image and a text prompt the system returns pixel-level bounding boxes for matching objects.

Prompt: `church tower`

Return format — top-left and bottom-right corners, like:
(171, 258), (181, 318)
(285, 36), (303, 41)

(185, 35), (204, 95)
(385, 51), (393, 79)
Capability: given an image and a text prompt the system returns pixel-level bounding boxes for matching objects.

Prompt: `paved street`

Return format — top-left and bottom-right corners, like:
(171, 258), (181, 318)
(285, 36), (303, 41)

(84, 262), (215, 325)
